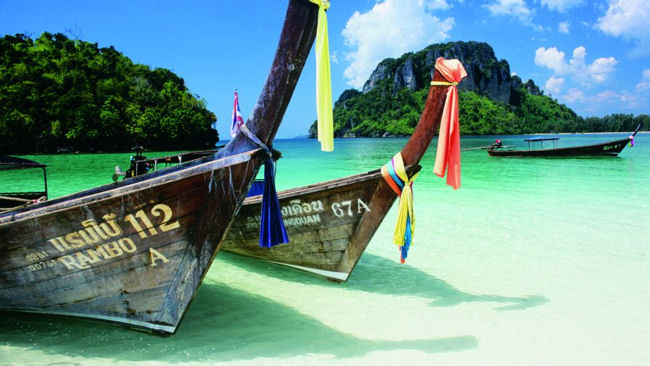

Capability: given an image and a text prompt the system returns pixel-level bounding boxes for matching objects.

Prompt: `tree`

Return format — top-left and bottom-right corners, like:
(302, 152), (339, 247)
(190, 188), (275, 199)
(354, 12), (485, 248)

(0, 33), (218, 153)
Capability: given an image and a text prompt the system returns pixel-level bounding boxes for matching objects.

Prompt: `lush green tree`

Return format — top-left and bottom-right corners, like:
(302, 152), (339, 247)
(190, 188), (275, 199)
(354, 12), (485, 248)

(308, 39), (648, 138)
(458, 91), (519, 135)
(312, 82), (647, 138)
(0, 32), (218, 153)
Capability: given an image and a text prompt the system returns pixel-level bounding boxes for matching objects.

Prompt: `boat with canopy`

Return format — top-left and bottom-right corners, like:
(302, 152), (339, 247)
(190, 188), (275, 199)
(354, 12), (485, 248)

(487, 126), (640, 157)
(0, 155), (48, 212)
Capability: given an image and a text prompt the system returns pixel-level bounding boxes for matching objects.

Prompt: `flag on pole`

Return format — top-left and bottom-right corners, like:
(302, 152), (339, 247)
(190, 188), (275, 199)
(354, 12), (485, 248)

(231, 90), (245, 137)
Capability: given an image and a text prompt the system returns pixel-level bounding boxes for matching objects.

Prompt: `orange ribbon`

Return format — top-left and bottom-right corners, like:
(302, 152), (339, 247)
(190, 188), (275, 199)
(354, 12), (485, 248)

(431, 57), (467, 190)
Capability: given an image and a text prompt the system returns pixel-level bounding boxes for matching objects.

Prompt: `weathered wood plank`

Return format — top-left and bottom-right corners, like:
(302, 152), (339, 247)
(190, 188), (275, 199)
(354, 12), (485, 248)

(0, 0), (319, 334)
(222, 65), (455, 282)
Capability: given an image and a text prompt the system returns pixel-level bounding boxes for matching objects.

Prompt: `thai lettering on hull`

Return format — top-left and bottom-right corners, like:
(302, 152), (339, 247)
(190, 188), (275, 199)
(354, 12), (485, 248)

(24, 203), (181, 273)
(244, 197), (371, 229)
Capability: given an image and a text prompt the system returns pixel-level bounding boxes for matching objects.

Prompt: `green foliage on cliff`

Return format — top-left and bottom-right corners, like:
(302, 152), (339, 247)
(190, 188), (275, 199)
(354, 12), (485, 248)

(0, 33), (218, 153)
(321, 81), (429, 137)
(311, 83), (649, 137)
(309, 41), (648, 137)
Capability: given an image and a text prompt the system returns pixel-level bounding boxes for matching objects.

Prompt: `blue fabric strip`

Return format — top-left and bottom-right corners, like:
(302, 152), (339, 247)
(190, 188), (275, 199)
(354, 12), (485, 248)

(247, 180), (265, 197)
(401, 213), (412, 261)
(386, 158), (405, 191)
(259, 157), (289, 247)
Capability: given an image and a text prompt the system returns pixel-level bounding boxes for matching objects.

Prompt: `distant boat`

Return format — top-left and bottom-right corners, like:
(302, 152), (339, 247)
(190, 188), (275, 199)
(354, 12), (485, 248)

(0, 0), (319, 335)
(221, 62), (461, 282)
(112, 147), (221, 181)
(487, 126), (640, 157)
(0, 155), (48, 211)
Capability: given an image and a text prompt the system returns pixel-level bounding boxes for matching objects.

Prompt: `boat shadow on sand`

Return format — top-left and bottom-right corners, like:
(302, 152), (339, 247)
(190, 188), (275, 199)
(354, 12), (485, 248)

(223, 251), (548, 311)
(0, 282), (476, 363)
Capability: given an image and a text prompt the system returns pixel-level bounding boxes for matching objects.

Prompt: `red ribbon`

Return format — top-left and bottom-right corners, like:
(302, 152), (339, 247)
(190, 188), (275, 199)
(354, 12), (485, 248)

(432, 58), (467, 190)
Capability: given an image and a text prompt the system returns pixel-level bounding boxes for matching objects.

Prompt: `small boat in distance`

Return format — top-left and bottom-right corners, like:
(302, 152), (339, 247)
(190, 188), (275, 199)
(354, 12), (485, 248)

(112, 147), (221, 181)
(487, 125), (640, 157)
(0, 155), (48, 211)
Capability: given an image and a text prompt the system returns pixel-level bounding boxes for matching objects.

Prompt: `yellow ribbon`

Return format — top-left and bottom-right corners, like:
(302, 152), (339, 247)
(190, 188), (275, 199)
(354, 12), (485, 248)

(430, 81), (458, 86)
(384, 152), (418, 250)
(310, 0), (334, 151)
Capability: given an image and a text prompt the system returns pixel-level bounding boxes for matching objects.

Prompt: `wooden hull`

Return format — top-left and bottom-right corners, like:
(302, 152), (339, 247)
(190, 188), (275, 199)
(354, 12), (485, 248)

(487, 137), (631, 157)
(222, 60), (463, 282)
(0, 150), (264, 334)
(0, 0), (319, 334)
(222, 167), (418, 282)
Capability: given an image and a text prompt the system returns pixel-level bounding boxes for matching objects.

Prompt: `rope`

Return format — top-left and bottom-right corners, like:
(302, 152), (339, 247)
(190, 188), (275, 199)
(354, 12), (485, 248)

(239, 123), (271, 156)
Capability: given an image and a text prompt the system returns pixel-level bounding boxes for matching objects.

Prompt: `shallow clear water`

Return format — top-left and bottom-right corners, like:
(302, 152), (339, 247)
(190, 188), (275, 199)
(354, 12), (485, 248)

(1, 134), (649, 365)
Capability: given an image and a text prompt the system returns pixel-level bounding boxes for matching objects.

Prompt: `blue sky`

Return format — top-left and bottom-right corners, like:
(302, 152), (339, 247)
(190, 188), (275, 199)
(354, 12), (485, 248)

(1, 0), (648, 139)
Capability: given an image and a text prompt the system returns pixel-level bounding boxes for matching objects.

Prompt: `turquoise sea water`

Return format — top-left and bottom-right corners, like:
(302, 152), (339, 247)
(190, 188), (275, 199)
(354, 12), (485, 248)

(1, 134), (649, 365)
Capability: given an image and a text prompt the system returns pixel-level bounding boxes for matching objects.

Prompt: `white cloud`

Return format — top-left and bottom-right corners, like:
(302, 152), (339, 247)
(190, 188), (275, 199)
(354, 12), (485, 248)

(619, 92), (645, 108)
(560, 88), (646, 109)
(562, 88), (586, 103)
(596, 0), (650, 55)
(535, 46), (617, 85)
(586, 56), (617, 82)
(592, 90), (645, 109)
(552, 64), (648, 111)
(484, 0), (536, 26)
(636, 68), (650, 91)
(330, 52), (339, 64)
(593, 90), (619, 103)
(541, 0), (584, 12)
(342, 0), (454, 88)
(558, 21), (570, 34)
(424, 0), (452, 10)
(534, 47), (569, 74)
(545, 76), (565, 93)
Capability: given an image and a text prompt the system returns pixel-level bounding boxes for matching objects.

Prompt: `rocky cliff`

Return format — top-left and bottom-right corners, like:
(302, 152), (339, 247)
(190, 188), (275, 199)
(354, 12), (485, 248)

(361, 41), (516, 104)
(308, 40), (578, 138)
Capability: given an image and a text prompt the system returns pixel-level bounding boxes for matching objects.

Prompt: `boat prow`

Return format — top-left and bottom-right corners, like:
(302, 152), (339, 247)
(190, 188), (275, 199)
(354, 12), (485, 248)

(222, 59), (464, 281)
(0, 0), (320, 335)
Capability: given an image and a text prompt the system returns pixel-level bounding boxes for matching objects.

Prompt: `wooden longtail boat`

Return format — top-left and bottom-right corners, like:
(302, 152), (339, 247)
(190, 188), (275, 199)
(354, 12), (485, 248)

(487, 126), (640, 157)
(221, 66), (455, 282)
(0, 0), (318, 335)
(0, 156), (48, 211)
(113, 147), (220, 180)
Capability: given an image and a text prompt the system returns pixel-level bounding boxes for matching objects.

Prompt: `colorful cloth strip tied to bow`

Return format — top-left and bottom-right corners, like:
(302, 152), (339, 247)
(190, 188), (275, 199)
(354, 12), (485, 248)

(381, 152), (418, 263)
(431, 57), (467, 190)
(309, 0), (334, 152)
(239, 124), (289, 248)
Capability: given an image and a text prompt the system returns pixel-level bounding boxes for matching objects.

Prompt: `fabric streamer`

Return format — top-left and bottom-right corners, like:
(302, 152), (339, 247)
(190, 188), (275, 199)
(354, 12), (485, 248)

(309, 0), (334, 152)
(247, 180), (265, 197)
(431, 57), (467, 190)
(238, 124), (289, 247)
(259, 157), (289, 247)
(630, 135), (635, 147)
(381, 152), (418, 263)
